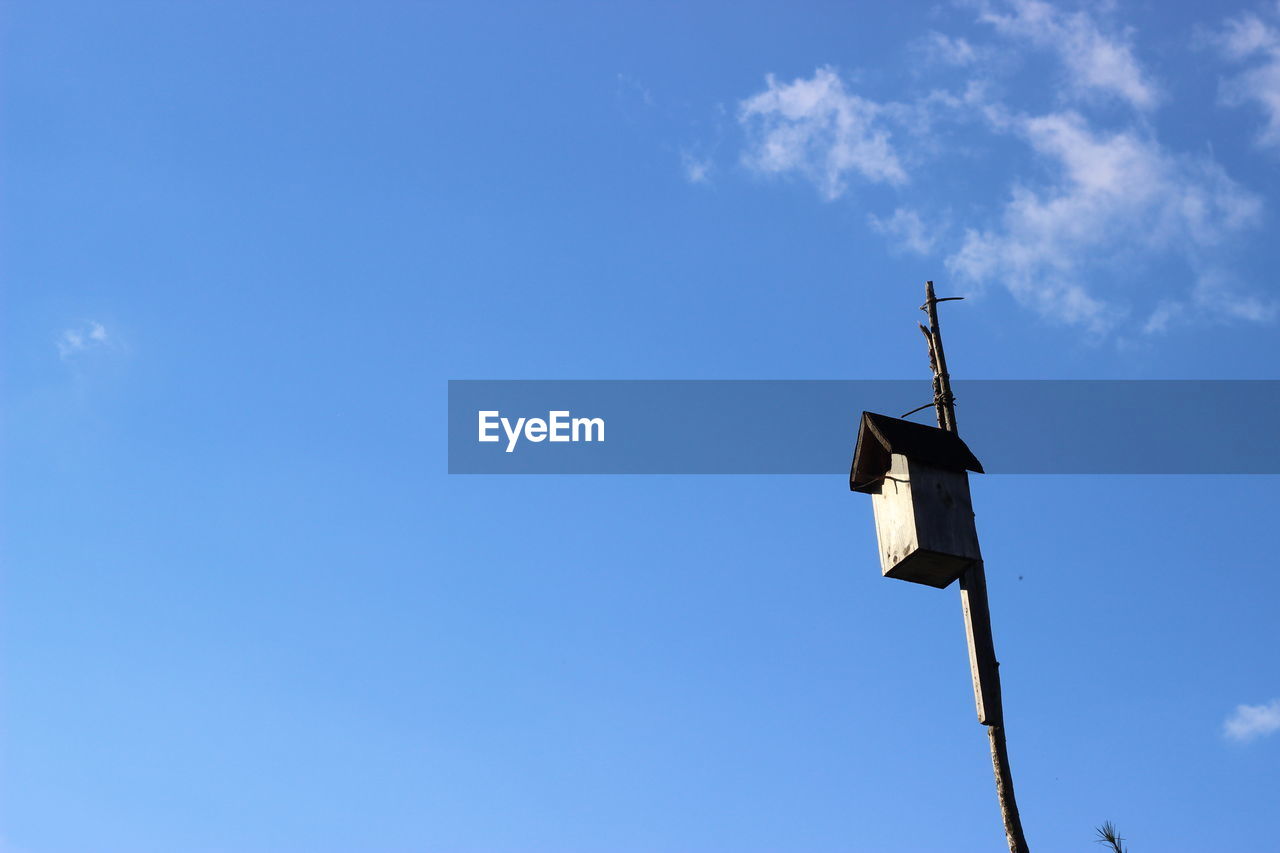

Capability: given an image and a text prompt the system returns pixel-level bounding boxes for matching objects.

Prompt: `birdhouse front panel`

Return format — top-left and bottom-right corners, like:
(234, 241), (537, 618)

(870, 453), (981, 588)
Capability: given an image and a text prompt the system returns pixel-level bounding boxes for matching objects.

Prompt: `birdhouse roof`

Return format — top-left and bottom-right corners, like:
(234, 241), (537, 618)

(850, 411), (984, 493)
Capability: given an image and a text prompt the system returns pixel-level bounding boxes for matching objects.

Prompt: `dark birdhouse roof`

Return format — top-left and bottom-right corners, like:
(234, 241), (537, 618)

(850, 411), (984, 493)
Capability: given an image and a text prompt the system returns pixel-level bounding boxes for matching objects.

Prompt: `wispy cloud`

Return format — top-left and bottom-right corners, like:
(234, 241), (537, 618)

(615, 73), (654, 108)
(682, 151), (713, 184)
(1211, 6), (1280, 148)
(1224, 698), (1280, 742)
(869, 207), (943, 255)
(976, 0), (1159, 110)
(615, 72), (656, 126)
(738, 67), (907, 200)
(948, 110), (1263, 333)
(918, 31), (980, 66)
(724, 2), (1278, 337)
(1145, 269), (1277, 334)
(57, 321), (110, 360)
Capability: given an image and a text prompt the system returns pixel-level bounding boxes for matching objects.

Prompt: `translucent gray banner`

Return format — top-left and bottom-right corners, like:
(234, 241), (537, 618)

(447, 380), (1280, 474)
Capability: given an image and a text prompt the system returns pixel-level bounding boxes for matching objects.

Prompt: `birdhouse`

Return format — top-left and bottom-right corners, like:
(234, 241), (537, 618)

(850, 412), (984, 589)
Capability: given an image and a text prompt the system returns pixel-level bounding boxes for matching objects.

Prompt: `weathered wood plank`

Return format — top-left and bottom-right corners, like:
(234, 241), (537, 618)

(869, 453), (981, 587)
(959, 562), (1003, 726)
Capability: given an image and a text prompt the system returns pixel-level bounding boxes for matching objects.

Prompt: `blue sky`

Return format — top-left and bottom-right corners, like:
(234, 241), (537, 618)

(4, 1), (1280, 851)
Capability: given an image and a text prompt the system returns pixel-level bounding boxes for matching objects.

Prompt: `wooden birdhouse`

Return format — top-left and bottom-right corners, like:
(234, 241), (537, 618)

(850, 412), (985, 589)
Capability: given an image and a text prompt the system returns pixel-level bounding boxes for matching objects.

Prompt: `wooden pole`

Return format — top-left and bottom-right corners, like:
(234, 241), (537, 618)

(920, 281), (1030, 853)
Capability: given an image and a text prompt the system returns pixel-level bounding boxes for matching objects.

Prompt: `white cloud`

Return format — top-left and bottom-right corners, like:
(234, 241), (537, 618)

(682, 152), (712, 184)
(869, 207), (942, 254)
(977, 0), (1158, 110)
(947, 110), (1262, 333)
(1224, 698), (1280, 742)
(738, 67), (907, 200)
(57, 321), (109, 360)
(1191, 270), (1277, 322)
(615, 73), (654, 109)
(919, 31), (979, 66)
(727, 8), (1273, 338)
(1145, 269), (1277, 333)
(1212, 6), (1280, 148)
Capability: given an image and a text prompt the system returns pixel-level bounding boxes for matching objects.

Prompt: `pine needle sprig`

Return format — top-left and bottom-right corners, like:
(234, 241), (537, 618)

(1094, 821), (1128, 853)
